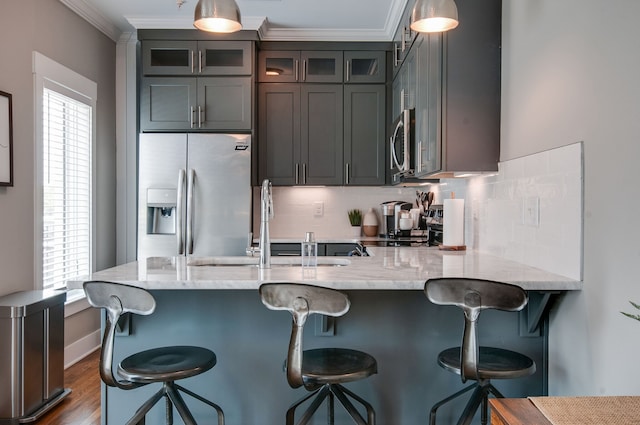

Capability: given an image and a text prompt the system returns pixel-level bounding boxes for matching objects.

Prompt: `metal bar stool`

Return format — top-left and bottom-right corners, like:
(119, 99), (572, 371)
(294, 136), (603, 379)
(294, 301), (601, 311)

(260, 283), (377, 425)
(424, 278), (536, 425)
(83, 281), (224, 425)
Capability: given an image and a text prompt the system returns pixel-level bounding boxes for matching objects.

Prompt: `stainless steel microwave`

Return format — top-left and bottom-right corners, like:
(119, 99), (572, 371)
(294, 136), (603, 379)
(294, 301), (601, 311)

(390, 108), (415, 178)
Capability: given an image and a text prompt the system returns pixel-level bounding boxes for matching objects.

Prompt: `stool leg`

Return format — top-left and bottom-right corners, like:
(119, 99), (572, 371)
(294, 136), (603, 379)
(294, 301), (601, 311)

(126, 388), (165, 425)
(166, 382), (197, 425)
(429, 383), (476, 425)
(327, 391), (335, 425)
(331, 385), (369, 425)
(456, 385), (485, 425)
(165, 392), (173, 425)
(287, 385), (330, 425)
(175, 384), (225, 425)
(335, 384), (375, 425)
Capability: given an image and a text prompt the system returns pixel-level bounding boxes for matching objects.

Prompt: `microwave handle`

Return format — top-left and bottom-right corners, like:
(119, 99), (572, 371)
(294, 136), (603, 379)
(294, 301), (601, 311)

(390, 118), (404, 171)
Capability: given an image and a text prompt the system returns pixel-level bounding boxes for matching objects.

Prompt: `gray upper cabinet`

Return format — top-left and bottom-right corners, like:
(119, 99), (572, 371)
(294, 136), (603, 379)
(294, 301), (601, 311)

(393, 0), (500, 178)
(344, 51), (386, 84)
(141, 76), (251, 131)
(142, 40), (252, 76)
(344, 85), (386, 185)
(139, 38), (253, 132)
(258, 43), (388, 186)
(414, 34), (442, 177)
(258, 84), (343, 185)
(258, 51), (343, 83)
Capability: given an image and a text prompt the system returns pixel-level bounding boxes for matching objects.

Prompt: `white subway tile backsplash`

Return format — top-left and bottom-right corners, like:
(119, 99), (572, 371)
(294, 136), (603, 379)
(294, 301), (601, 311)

(255, 142), (583, 280)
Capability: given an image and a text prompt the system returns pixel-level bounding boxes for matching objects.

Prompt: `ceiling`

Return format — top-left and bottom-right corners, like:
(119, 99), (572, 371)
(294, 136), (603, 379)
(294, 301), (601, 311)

(60, 0), (409, 43)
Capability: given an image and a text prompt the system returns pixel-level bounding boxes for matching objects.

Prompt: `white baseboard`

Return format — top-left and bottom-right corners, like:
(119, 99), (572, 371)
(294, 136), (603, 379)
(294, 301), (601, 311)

(64, 329), (101, 369)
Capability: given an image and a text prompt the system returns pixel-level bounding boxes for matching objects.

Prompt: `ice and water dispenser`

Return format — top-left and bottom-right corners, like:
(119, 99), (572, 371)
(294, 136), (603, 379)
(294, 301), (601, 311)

(146, 188), (177, 235)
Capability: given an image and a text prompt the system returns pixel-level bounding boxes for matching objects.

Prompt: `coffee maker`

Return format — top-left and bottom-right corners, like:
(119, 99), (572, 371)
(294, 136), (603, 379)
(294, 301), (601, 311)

(379, 201), (412, 237)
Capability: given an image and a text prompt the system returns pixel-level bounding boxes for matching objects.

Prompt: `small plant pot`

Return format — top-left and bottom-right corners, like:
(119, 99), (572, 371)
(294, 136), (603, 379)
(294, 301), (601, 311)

(350, 226), (362, 237)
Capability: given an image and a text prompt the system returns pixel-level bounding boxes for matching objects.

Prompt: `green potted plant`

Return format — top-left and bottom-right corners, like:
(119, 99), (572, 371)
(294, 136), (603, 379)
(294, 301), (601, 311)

(348, 209), (362, 236)
(621, 301), (640, 322)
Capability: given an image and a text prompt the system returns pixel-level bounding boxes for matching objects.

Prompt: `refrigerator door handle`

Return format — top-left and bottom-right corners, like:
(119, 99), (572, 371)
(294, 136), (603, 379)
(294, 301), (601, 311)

(186, 169), (195, 255)
(177, 169), (186, 255)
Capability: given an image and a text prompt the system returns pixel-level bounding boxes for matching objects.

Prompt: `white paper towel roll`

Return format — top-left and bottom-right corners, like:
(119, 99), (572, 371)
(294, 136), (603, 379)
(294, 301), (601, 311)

(443, 199), (465, 247)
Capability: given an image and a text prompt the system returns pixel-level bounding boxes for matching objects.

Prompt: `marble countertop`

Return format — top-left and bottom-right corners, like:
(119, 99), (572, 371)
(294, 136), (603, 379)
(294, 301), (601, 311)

(67, 247), (581, 291)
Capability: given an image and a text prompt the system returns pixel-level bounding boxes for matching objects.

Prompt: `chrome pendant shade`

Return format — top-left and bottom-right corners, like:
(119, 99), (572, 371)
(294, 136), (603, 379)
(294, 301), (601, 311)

(410, 0), (459, 33)
(194, 0), (242, 33)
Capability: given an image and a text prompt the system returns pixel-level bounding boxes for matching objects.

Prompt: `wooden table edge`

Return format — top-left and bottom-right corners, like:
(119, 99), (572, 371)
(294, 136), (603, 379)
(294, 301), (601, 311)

(489, 398), (554, 425)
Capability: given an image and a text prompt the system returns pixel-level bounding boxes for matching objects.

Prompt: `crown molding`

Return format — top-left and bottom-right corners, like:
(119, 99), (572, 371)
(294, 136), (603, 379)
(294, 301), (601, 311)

(60, 0), (122, 42)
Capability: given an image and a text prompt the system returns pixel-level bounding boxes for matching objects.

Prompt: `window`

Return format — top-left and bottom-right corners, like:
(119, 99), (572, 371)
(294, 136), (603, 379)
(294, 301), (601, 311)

(34, 52), (97, 291)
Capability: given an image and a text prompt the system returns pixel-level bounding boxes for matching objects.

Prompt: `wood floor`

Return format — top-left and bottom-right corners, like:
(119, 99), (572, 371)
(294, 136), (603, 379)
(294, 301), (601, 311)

(38, 349), (101, 425)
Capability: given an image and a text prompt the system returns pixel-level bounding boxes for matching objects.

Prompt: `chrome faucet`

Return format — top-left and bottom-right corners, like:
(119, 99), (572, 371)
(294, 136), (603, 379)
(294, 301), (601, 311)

(258, 179), (273, 269)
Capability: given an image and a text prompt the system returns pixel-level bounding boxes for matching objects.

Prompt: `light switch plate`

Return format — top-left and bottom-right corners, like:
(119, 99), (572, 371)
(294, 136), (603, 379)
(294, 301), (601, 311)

(523, 197), (540, 227)
(313, 201), (324, 217)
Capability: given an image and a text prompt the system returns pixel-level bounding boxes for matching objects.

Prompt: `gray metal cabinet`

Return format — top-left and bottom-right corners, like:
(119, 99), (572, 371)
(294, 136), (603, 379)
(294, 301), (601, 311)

(259, 84), (343, 185)
(142, 40), (252, 76)
(344, 85), (386, 185)
(141, 76), (252, 131)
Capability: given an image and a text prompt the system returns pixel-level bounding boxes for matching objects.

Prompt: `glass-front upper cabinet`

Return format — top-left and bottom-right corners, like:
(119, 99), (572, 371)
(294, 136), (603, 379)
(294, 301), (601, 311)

(143, 40), (252, 76)
(258, 51), (343, 83)
(344, 51), (386, 83)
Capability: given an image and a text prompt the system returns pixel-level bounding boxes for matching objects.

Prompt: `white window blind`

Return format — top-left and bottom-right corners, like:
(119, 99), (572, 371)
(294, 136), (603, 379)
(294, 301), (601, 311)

(42, 88), (92, 290)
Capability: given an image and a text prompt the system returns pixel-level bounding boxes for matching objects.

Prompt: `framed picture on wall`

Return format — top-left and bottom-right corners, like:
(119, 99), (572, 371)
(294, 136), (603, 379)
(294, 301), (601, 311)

(0, 90), (13, 186)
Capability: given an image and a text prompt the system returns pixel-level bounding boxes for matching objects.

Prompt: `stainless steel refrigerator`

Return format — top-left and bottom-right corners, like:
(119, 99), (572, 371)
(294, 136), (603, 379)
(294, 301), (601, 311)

(137, 133), (251, 259)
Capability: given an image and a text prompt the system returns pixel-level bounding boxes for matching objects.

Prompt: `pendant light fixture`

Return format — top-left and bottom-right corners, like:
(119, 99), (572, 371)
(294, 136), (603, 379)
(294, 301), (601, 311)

(410, 0), (459, 33)
(194, 0), (243, 33)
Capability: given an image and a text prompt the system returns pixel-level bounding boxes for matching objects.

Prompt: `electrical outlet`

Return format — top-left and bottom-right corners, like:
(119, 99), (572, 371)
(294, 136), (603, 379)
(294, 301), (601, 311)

(313, 201), (324, 217)
(523, 197), (540, 227)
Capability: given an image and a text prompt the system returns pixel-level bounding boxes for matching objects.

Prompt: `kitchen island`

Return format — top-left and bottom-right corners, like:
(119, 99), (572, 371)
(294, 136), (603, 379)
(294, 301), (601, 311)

(69, 247), (580, 425)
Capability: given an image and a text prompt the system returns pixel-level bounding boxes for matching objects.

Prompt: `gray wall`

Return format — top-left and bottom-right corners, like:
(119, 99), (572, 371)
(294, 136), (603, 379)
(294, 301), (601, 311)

(0, 0), (116, 360)
(502, 0), (640, 394)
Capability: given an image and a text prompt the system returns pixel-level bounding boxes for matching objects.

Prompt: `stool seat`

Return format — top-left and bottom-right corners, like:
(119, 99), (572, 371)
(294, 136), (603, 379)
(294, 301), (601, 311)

(301, 348), (378, 386)
(438, 346), (535, 381)
(119, 346), (217, 384)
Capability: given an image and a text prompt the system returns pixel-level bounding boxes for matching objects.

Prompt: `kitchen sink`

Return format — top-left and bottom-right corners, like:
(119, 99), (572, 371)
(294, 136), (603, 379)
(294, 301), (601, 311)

(187, 256), (350, 267)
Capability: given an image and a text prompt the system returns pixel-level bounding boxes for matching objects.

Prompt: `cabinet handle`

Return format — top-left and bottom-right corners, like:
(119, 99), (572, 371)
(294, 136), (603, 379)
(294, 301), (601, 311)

(191, 50), (195, 74)
(198, 50), (203, 74)
(394, 44), (400, 67)
(302, 60), (307, 82)
(345, 163), (350, 185)
(295, 60), (299, 82)
(401, 28), (406, 52)
(295, 163), (299, 185)
(198, 105), (203, 128)
(190, 106), (195, 129)
(346, 60), (350, 82)
(417, 140), (423, 172)
(302, 163), (307, 184)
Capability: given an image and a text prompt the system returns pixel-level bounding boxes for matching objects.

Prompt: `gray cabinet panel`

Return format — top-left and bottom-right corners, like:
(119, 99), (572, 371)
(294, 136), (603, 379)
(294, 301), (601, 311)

(140, 77), (197, 131)
(301, 85), (343, 185)
(258, 51), (300, 83)
(258, 84), (301, 185)
(345, 51), (386, 84)
(301, 51), (343, 83)
(344, 85), (385, 185)
(258, 51), (344, 83)
(141, 76), (251, 131)
(142, 40), (252, 76)
(199, 77), (252, 130)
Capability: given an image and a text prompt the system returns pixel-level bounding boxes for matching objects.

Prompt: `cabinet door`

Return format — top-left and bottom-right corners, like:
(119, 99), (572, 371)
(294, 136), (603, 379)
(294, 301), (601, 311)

(142, 40), (197, 75)
(344, 85), (386, 185)
(301, 85), (344, 185)
(345, 51), (386, 84)
(258, 51), (301, 82)
(198, 77), (252, 130)
(198, 41), (253, 75)
(301, 51), (343, 83)
(140, 77), (197, 131)
(258, 84), (301, 185)
(415, 34), (443, 176)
